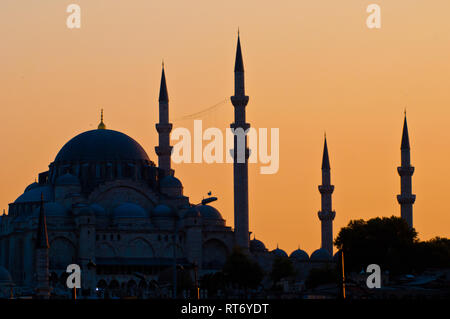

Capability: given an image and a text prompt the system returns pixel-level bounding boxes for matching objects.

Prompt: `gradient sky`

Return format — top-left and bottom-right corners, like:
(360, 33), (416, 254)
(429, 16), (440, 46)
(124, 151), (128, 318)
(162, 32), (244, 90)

(1, 0), (449, 256)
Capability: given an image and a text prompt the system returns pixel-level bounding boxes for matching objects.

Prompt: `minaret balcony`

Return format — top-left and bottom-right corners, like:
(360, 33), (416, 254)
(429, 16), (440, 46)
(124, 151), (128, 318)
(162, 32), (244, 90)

(397, 166), (414, 176)
(156, 123), (173, 133)
(318, 185), (334, 194)
(318, 210), (336, 221)
(155, 145), (173, 156)
(230, 122), (250, 131)
(230, 95), (249, 107)
(397, 194), (416, 204)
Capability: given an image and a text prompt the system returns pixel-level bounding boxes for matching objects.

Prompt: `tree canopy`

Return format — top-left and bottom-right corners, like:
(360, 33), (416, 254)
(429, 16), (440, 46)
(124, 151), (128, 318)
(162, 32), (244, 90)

(334, 216), (450, 274)
(270, 256), (295, 284)
(222, 247), (264, 290)
(334, 216), (418, 274)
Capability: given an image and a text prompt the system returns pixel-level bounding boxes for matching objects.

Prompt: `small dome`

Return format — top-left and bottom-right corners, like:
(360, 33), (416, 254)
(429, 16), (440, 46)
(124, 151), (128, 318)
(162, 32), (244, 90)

(183, 206), (201, 219)
(76, 205), (94, 216)
(271, 248), (288, 258)
(0, 266), (13, 285)
(160, 175), (182, 188)
(113, 203), (148, 218)
(15, 185), (53, 204)
(24, 182), (40, 193)
(153, 204), (176, 217)
(332, 251), (341, 262)
(250, 239), (266, 252)
(33, 202), (68, 217)
(290, 249), (309, 261)
(197, 205), (223, 220)
(310, 248), (332, 262)
(55, 173), (80, 186)
(90, 204), (108, 217)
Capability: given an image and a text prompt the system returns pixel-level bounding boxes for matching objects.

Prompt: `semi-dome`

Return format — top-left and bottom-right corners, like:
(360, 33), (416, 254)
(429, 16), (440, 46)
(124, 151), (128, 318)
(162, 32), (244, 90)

(153, 204), (176, 217)
(271, 248), (288, 258)
(332, 251), (341, 263)
(160, 175), (182, 188)
(290, 249), (309, 261)
(113, 203), (148, 218)
(310, 248), (332, 262)
(24, 182), (39, 193)
(197, 205), (223, 220)
(0, 266), (13, 285)
(54, 129), (150, 163)
(55, 173), (80, 186)
(250, 239), (266, 252)
(33, 202), (68, 217)
(78, 206), (94, 216)
(90, 204), (108, 217)
(183, 206), (201, 219)
(15, 185), (53, 204)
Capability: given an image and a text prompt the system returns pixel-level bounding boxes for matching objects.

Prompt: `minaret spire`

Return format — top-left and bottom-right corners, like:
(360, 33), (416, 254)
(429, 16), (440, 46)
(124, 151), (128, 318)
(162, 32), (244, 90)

(159, 62), (168, 102)
(401, 114), (410, 151)
(35, 193), (50, 299)
(318, 136), (336, 256)
(155, 63), (173, 174)
(397, 114), (415, 228)
(234, 32), (244, 73)
(231, 33), (250, 251)
(321, 135), (330, 170)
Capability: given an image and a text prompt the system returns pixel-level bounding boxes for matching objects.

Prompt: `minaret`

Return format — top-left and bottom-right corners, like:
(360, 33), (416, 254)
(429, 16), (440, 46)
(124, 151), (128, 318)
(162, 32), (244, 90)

(318, 135), (336, 256)
(35, 194), (50, 299)
(231, 32), (250, 251)
(155, 62), (173, 175)
(397, 114), (415, 228)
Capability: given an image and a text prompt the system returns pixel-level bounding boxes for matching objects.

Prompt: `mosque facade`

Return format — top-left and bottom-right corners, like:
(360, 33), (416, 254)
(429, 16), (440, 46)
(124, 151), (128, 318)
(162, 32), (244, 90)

(0, 35), (414, 298)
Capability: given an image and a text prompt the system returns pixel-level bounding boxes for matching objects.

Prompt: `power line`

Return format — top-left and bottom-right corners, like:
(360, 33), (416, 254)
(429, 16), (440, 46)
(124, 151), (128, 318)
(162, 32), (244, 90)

(173, 98), (229, 122)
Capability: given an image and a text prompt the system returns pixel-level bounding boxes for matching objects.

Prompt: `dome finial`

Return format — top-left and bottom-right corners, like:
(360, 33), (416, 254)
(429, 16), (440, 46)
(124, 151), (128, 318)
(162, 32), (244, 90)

(98, 109), (106, 130)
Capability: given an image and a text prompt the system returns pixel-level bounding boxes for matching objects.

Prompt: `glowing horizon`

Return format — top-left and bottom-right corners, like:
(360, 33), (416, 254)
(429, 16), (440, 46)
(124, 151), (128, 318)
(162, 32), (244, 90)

(1, 0), (450, 256)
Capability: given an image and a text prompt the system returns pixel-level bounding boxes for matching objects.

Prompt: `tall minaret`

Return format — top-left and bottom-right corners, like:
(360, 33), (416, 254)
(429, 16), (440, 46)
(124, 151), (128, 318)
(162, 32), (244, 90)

(35, 194), (50, 299)
(231, 32), (250, 251)
(318, 135), (336, 256)
(155, 62), (173, 175)
(397, 114), (415, 228)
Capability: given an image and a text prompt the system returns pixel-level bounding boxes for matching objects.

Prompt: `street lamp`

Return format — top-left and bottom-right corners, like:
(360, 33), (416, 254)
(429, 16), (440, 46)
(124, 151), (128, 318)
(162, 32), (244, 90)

(193, 262), (199, 299)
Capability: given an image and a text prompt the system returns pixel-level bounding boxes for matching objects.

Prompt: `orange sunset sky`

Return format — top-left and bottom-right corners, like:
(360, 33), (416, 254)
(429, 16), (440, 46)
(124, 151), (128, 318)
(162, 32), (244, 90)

(1, 0), (449, 256)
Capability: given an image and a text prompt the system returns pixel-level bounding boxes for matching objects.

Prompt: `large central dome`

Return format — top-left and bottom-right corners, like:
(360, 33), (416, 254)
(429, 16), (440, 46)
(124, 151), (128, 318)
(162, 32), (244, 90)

(54, 129), (150, 163)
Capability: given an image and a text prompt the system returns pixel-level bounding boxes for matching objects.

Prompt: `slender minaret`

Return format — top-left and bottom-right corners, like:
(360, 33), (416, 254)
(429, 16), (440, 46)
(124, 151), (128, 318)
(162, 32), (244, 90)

(231, 32), (250, 251)
(397, 114), (415, 228)
(318, 135), (336, 256)
(35, 194), (50, 299)
(155, 62), (173, 174)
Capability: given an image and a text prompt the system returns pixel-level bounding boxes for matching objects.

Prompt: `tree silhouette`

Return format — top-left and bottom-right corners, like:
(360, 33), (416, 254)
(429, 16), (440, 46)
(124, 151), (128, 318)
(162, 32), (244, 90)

(414, 237), (450, 271)
(305, 266), (339, 289)
(222, 247), (263, 290)
(270, 256), (295, 285)
(334, 216), (418, 274)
